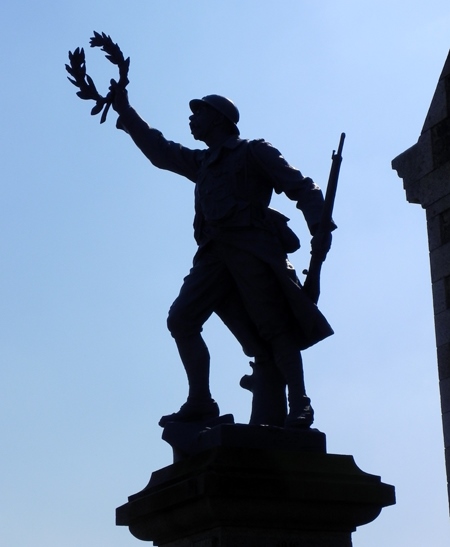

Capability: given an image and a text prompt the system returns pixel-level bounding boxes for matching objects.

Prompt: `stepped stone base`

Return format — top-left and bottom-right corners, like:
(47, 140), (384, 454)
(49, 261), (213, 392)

(116, 423), (395, 546)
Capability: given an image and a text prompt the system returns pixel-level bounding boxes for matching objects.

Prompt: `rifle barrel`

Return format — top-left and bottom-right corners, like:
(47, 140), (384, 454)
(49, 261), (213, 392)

(322, 132), (345, 227)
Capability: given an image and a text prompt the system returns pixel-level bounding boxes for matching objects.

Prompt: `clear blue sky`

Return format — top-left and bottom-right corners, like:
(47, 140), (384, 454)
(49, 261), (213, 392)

(1, 1), (449, 545)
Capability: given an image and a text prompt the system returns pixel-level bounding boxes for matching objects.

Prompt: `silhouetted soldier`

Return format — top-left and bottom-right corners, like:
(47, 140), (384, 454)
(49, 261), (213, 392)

(112, 89), (334, 428)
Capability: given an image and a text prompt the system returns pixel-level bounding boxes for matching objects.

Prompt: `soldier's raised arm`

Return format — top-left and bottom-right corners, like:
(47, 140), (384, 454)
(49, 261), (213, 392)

(110, 81), (203, 182)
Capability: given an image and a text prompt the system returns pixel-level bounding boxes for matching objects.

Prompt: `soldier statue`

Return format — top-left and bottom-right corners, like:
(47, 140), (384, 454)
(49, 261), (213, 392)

(109, 86), (334, 429)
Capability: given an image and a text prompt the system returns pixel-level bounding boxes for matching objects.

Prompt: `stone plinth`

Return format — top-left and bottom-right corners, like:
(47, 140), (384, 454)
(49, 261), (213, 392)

(116, 424), (395, 546)
(392, 49), (450, 507)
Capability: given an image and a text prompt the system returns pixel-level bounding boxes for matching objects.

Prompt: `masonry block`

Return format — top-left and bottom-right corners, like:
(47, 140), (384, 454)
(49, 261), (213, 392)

(437, 342), (450, 380)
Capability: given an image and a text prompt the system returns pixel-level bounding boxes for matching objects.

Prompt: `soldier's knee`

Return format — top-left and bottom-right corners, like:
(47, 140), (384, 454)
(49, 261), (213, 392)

(167, 307), (182, 337)
(167, 304), (199, 338)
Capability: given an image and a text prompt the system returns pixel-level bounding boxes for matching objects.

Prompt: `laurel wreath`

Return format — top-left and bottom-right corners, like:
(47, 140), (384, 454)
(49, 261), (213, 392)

(66, 31), (130, 123)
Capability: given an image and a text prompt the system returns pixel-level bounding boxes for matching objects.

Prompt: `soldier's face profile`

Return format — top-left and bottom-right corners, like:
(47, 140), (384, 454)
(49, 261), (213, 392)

(189, 104), (221, 143)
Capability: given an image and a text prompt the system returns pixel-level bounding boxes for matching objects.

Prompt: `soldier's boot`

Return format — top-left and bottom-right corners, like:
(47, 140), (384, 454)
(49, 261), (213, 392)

(284, 394), (314, 428)
(159, 397), (220, 427)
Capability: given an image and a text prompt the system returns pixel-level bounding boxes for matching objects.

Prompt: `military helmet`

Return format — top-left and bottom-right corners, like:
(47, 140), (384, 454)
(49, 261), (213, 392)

(189, 94), (240, 126)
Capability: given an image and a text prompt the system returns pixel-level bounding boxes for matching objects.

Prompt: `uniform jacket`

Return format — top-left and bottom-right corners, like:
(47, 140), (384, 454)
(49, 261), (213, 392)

(118, 107), (333, 349)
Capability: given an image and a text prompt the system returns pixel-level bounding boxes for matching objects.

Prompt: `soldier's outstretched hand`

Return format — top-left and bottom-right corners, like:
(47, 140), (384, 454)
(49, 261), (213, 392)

(110, 79), (130, 115)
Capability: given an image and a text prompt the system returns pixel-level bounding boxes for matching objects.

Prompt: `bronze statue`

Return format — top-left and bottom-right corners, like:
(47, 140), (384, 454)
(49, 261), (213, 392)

(67, 34), (340, 429)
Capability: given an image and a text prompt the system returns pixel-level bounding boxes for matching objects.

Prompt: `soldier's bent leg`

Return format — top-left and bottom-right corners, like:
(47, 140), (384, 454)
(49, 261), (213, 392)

(161, 249), (231, 425)
(160, 330), (219, 427)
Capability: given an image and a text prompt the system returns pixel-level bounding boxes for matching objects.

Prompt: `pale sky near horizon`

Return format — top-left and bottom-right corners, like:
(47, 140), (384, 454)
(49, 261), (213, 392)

(1, 2), (450, 546)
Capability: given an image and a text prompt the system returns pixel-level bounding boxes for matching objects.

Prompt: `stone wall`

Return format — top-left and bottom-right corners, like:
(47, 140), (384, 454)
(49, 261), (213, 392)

(392, 50), (450, 508)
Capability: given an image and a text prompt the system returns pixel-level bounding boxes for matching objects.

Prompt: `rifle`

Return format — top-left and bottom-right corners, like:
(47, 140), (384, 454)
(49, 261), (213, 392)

(303, 132), (345, 304)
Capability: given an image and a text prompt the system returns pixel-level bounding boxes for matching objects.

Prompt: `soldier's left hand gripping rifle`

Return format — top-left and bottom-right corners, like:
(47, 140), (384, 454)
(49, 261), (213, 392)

(66, 31), (130, 124)
(303, 133), (345, 305)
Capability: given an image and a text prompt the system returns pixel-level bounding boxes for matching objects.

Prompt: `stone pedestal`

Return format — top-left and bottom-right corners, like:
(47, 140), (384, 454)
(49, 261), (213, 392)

(116, 423), (395, 546)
